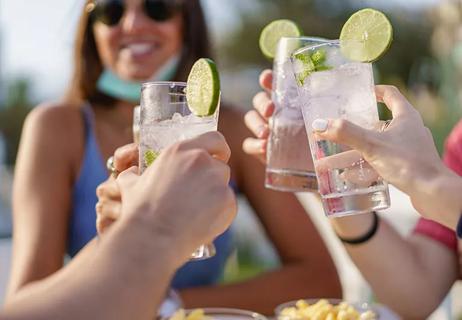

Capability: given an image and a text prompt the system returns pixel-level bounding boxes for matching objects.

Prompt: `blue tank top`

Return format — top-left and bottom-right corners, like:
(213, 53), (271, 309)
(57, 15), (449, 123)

(68, 104), (234, 288)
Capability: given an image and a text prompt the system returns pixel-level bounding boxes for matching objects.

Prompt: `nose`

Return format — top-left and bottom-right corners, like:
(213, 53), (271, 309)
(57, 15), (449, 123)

(120, 7), (151, 34)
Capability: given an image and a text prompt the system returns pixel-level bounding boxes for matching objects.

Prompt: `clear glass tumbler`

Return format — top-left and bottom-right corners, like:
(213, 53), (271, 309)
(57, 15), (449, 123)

(139, 81), (219, 259)
(265, 37), (326, 192)
(292, 40), (390, 217)
(133, 105), (140, 144)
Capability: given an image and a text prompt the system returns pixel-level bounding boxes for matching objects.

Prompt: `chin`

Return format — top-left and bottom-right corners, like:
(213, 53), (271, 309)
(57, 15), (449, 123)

(119, 68), (154, 82)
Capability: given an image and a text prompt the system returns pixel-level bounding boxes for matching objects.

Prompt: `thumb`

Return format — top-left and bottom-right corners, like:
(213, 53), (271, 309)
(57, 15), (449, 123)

(312, 118), (378, 155)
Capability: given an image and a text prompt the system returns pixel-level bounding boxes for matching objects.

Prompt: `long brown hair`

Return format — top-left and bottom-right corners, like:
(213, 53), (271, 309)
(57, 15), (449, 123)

(65, 0), (212, 106)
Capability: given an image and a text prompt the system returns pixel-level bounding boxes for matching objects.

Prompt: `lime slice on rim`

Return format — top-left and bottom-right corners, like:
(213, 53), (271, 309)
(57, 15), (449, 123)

(186, 58), (220, 117)
(339, 8), (393, 62)
(144, 149), (159, 167)
(259, 19), (302, 60)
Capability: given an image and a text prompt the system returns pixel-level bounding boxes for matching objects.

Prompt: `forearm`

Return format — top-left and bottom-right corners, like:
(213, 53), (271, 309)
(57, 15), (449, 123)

(414, 167), (462, 230)
(332, 213), (457, 318)
(2, 221), (178, 320)
(5, 239), (99, 306)
(179, 262), (341, 315)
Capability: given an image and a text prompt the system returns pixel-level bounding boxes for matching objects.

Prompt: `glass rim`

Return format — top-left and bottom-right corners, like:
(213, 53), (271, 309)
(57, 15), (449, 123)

(184, 308), (267, 320)
(291, 39), (340, 57)
(141, 81), (187, 89)
(279, 36), (328, 42)
(291, 38), (371, 58)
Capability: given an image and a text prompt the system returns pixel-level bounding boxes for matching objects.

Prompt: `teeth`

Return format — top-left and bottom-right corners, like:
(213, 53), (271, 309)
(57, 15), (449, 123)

(127, 43), (153, 55)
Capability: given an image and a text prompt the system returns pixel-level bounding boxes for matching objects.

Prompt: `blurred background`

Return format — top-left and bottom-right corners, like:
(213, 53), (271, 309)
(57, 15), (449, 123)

(1, 0), (462, 318)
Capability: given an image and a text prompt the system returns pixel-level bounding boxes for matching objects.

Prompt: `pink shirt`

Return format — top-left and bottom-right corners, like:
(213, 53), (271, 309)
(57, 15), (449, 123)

(413, 120), (462, 253)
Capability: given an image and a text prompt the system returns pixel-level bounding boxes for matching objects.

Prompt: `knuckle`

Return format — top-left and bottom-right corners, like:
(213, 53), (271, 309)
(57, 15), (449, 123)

(96, 184), (106, 198)
(362, 140), (376, 155)
(95, 202), (103, 215)
(333, 119), (348, 136)
(244, 110), (256, 124)
(190, 149), (209, 163)
(212, 131), (226, 143)
(252, 93), (262, 107)
(253, 92), (268, 108)
(388, 85), (398, 92)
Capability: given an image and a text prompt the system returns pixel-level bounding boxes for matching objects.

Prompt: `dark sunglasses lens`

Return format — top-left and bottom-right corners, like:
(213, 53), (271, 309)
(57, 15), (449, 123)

(145, 0), (177, 22)
(93, 0), (124, 26)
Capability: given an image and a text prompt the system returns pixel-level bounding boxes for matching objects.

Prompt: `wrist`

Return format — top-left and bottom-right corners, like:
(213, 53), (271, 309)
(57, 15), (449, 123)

(122, 203), (199, 268)
(331, 212), (376, 240)
(336, 212), (379, 245)
(117, 212), (185, 270)
(414, 166), (462, 230)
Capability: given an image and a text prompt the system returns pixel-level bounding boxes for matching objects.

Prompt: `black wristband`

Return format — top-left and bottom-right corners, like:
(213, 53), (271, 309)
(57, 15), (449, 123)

(457, 212), (462, 239)
(337, 212), (380, 245)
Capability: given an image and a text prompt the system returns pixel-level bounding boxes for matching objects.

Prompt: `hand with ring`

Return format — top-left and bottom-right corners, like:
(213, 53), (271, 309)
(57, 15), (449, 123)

(97, 143), (138, 234)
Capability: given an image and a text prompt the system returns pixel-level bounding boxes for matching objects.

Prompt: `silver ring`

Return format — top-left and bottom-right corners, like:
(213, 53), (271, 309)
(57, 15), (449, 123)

(106, 156), (118, 177)
(380, 120), (392, 132)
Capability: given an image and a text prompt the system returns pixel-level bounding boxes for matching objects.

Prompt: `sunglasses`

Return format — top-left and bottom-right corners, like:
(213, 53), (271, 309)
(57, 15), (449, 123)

(87, 0), (183, 26)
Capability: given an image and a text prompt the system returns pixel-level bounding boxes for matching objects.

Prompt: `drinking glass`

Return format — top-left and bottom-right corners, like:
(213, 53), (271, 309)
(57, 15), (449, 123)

(139, 81), (219, 259)
(265, 37), (326, 192)
(292, 41), (390, 217)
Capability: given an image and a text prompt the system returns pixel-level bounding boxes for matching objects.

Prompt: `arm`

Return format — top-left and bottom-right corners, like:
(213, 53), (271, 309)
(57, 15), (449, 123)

(179, 108), (341, 315)
(6, 104), (82, 301)
(1, 214), (178, 320)
(331, 213), (458, 319)
(1, 132), (236, 320)
(313, 85), (462, 230)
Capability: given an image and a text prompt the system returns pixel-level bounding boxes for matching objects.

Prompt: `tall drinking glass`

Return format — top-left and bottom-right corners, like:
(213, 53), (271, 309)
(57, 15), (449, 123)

(139, 81), (219, 259)
(291, 41), (390, 217)
(265, 37), (326, 192)
(133, 105), (140, 144)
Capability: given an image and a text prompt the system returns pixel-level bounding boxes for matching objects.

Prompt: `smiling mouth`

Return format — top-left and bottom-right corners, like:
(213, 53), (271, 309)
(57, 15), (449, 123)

(121, 42), (161, 57)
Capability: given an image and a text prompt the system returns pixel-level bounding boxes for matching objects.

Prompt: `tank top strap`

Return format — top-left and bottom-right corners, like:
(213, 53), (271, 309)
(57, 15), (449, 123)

(80, 102), (95, 142)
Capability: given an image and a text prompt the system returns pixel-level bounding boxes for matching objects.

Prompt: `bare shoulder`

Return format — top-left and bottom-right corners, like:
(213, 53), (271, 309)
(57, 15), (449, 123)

(21, 101), (85, 167)
(24, 102), (83, 147)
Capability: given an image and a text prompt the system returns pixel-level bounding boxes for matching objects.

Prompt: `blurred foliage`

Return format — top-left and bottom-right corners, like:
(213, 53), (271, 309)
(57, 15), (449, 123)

(219, 0), (433, 84)
(0, 79), (33, 166)
(217, 0), (461, 154)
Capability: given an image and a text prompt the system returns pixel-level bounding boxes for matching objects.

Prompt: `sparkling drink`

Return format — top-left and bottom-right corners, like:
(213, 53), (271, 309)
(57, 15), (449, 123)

(139, 81), (219, 259)
(139, 112), (217, 173)
(292, 41), (390, 217)
(133, 105), (140, 144)
(265, 37), (326, 192)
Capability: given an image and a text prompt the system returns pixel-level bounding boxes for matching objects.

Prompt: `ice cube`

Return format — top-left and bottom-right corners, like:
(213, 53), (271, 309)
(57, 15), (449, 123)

(171, 112), (184, 122)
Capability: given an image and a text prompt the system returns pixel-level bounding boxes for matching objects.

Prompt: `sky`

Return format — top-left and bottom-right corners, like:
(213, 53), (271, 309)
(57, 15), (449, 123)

(0, 0), (442, 102)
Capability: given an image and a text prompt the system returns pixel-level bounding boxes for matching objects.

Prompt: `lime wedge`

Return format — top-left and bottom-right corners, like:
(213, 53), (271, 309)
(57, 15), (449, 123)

(339, 8), (393, 62)
(186, 58), (220, 117)
(144, 149), (159, 167)
(259, 19), (302, 60)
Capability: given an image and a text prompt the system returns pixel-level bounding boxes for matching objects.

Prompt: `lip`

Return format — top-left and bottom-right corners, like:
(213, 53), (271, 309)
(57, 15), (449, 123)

(120, 41), (161, 60)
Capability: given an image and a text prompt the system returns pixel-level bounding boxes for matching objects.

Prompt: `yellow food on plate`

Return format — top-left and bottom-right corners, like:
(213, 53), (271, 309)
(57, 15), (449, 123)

(169, 309), (212, 320)
(279, 299), (377, 320)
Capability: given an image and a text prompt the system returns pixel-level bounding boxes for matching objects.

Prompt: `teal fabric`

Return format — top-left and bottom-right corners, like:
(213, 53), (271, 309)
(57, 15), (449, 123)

(96, 54), (181, 102)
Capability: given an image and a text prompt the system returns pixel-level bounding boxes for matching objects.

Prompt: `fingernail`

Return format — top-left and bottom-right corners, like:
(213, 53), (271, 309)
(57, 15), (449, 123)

(312, 119), (328, 132)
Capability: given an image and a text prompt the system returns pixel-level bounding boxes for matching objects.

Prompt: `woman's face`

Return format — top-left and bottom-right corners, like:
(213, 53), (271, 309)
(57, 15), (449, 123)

(93, 0), (184, 81)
